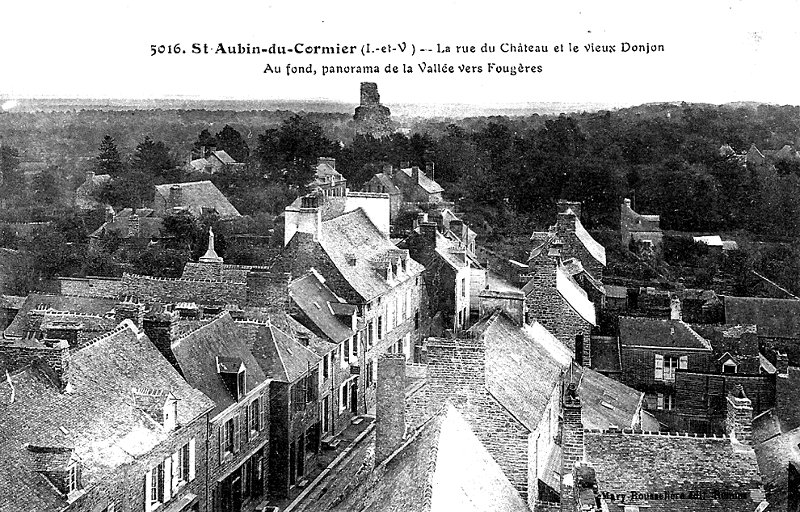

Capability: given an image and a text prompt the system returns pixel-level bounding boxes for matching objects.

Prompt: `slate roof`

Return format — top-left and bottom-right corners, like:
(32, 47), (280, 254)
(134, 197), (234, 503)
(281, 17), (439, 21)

(318, 209), (425, 302)
(288, 270), (354, 344)
(238, 320), (321, 383)
(0, 322), (213, 512)
(331, 402), (528, 512)
(286, 194), (348, 222)
(755, 427), (800, 510)
(586, 430), (765, 512)
(89, 208), (164, 240)
(618, 316), (712, 350)
(592, 337), (622, 374)
(210, 150), (236, 165)
(399, 167), (444, 194)
(154, 180), (241, 220)
(724, 296), (800, 338)
(470, 313), (570, 432)
(170, 312), (269, 417)
(571, 364), (645, 430)
(4, 293), (118, 339)
(434, 231), (468, 270)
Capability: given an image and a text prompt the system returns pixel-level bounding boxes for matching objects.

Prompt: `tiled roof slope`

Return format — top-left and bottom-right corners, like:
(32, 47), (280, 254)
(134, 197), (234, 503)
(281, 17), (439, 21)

(724, 296), (800, 338)
(470, 313), (569, 432)
(238, 320), (320, 383)
(571, 364), (645, 430)
(367, 173), (401, 194)
(319, 209), (424, 302)
(154, 180), (240, 220)
(572, 214), (607, 267)
(754, 424), (800, 512)
(399, 167), (444, 194)
(556, 266), (597, 325)
(170, 312), (268, 417)
(288, 271), (354, 344)
(619, 316), (712, 350)
(4, 293), (118, 338)
(0, 322), (213, 512)
(586, 430), (765, 512)
(331, 402), (528, 512)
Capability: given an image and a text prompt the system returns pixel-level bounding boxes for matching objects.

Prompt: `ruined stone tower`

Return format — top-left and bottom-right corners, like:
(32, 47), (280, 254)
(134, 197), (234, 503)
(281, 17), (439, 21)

(353, 82), (393, 138)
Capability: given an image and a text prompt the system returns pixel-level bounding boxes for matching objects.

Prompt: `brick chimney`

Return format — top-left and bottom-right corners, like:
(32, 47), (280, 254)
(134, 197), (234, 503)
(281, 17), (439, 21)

(142, 308), (182, 371)
(561, 382), (584, 512)
(375, 353), (407, 466)
(670, 295), (682, 321)
(726, 385), (753, 445)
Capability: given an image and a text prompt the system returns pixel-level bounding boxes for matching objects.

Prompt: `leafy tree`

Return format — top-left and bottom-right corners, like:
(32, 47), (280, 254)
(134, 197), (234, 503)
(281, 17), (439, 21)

(215, 125), (250, 162)
(96, 135), (124, 176)
(0, 144), (24, 204)
(193, 129), (217, 157)
(132, 136), (174, 175)
(32, 167), (62, 205)
(255, 115), (336, 188)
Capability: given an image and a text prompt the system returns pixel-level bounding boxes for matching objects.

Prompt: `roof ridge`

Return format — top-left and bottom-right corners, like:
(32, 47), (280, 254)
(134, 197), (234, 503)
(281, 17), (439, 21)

(678, 320), (712, 350)
(172, 311), (231, 344)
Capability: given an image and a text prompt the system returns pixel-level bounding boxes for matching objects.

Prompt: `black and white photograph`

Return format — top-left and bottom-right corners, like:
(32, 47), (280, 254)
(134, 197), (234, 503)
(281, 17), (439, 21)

(1, 1), (799, 511)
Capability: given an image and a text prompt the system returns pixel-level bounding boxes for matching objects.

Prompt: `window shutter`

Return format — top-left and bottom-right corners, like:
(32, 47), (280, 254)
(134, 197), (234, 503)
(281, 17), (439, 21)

(171, 451), (179, 490)
(163, 457), (172, 503)
(654, 354), (664, 380)
(218, 422), (224, 463)
(241, 408), (249, 443)
(679, 355), (688, 370)
(188, 438), (196, 481)
(260, 395), (267, 431)
(233, 414), (241, 453)
(144, 469), (153, 512)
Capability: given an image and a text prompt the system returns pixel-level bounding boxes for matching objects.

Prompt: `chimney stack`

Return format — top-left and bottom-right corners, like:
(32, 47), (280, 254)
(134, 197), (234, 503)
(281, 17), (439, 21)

(478, 289), (526, 326)
(383, 163), (394, 177)
(777, 352), (789, 377)
(561, 382), (585, 512)
(425, 162), (435, 181)
(169, 184), (183, 210)
(376, 353), (407, 466)
(115, 297), (145, 328)
(670, 296), (682, 321)
(127, 213), (140, 238)
(411, 166), (421, 184)
(623, 198), (632, 209)
(726, 385), (753, 445)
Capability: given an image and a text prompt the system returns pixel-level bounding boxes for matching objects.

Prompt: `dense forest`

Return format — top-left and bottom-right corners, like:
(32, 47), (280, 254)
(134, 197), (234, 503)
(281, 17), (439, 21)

(0, 101), (799, 295)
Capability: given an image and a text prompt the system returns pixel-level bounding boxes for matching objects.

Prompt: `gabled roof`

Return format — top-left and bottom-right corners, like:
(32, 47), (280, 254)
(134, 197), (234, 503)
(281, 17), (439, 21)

(154, 180), (241, 220)
(367, 173), (401, 194)
(724, 296), (800, 338)
(89, 207), (163, 240)
(470, 313), (569, 432)
(399, 167), (444, 194)
(572, 213), (607, 266)
(0, 323), (213, 512)
(331, 402), (528, 512)
(240, 321), (321, 383)
(170, 312), (268, 417)
(586, 430), (764, 511)
(571, 364), (645, 430)
(556, 266), (596, 325)
(318, 209), (425, 302)
(289, 270), (355, 344)
(210, 150), (236, 165)
(4, 293), (118, 339)
(434, 231), (468, 270)
(619, 316), (712, 350)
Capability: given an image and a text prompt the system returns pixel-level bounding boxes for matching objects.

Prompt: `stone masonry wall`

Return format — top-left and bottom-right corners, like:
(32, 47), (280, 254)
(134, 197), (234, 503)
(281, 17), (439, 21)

(121, 273), (246, 305)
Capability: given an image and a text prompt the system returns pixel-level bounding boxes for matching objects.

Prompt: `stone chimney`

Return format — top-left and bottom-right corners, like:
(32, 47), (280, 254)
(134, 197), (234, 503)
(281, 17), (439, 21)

(425, 162), (435, 181)
(105, 205), (115, 224)
(557, 199), (582, 219)
(670, 296), (682, 321)
(143, 308), (182, 371)
(85, 170), (95, 184)
(556, 211), (577, 236)
(127, 213), (140, 238)
(383, 163), (394, 177)
(561, 382), (584, 512)
(168, 184), (183, 209)
(623, 198), (632, 210)
(115, 297), (145, 328)
(726, 385), (753, 445)
(412, 166), (421, 184)
(776, 352), (789, 377)
(375, 353), (407, 466)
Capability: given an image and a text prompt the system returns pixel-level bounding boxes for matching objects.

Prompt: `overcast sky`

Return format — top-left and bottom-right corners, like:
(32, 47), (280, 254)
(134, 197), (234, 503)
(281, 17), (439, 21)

(2, 0), (799, 108)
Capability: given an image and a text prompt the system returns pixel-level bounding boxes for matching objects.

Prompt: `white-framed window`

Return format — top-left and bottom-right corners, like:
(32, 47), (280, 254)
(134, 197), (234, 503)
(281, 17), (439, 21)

(664, 356), (679, 382)
(723, 360), (738, 374)
(351, 335), (358, 359)
(67, 462), (79, 494)
(679, 355), (688, 370)
(145, 460), (165, 511)
(657, 393), (675, 410)
(654, 354), (663, 380)
(339, 382), (348, 413)
(403, 333), (411, 360)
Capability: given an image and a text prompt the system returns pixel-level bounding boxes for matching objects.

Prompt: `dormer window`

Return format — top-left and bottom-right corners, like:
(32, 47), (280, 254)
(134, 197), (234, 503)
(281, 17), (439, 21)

(217, 356), (246, 401)
(133, 389), (179, 431)
(67, 462), (79, 494)
(723, 360), (738, 374)
(26, 445), (81, 496)
(163, 397), (178, 431)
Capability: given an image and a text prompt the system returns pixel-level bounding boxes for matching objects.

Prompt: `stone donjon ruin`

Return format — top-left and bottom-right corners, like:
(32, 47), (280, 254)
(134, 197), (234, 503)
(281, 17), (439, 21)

(353, 82), (393, 138)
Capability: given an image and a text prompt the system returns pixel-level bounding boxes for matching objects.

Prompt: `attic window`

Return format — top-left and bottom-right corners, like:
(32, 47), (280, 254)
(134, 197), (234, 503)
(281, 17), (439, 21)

(723, 360), (738, 374)
(346, 253), (357, 266)
(216, 356), (247, 401)
(67, 462), (79, 494)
